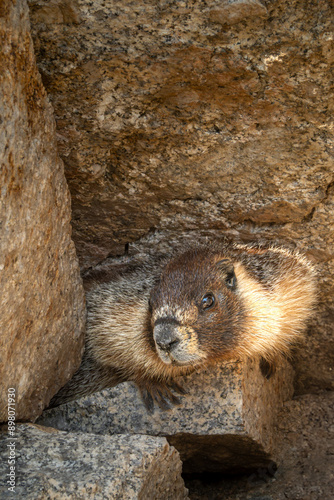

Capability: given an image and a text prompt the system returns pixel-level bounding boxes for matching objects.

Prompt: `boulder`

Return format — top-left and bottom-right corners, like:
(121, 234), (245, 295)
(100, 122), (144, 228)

(0, 423), (188, 499)
(0, 0), (86, 422)
(38, 358), (294, 473)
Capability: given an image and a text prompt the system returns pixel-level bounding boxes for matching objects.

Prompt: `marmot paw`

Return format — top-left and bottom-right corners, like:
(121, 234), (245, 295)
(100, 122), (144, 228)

(138, 381), (187, 413)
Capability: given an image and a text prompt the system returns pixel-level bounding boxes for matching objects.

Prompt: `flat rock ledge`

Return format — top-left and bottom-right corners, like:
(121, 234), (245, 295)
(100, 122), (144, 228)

(39, 358), (294, 474)
(0, 423), (188, 499)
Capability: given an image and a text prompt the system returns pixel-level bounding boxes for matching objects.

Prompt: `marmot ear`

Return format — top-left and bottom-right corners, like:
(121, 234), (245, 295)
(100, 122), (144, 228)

(216, 259), (237, 290)
(216, 258), (234, 275)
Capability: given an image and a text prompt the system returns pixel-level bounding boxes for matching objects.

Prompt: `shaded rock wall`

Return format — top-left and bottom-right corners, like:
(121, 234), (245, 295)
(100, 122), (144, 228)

(28, 0), (334, 395)
(186, 392), (334, 499)
(28, 0), (333, 266)
(0, 0), (86, 422)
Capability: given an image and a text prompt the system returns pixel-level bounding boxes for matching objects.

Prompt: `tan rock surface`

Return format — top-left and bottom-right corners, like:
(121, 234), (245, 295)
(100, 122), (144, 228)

(0, 0), (85, 422)
(28, 0), (333, 267)
(0, 423), (189, 499)
(38, 358), (294, 473)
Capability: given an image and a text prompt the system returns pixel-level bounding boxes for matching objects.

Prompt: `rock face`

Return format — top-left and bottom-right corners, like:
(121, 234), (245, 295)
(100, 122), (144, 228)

(0, 424), (189, 499)
(28, 0), (334, 396)
(186, 392), (334, 499)
(0, 0), (86, 422)
(28, 0), (333, 266)
(38, 358), (294, 473)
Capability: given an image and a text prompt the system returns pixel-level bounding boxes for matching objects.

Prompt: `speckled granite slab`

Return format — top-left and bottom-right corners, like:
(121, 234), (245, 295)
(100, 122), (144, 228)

(38, 358), (294, 473)
(0, 423), (188, 499)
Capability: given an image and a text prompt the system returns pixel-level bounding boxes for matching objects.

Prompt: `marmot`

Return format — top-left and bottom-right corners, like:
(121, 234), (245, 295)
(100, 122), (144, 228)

(49, 243), (317, 411)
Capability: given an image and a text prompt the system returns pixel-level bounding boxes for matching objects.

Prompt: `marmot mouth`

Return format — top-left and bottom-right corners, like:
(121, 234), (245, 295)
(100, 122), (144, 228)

(155, 347), (198, 368)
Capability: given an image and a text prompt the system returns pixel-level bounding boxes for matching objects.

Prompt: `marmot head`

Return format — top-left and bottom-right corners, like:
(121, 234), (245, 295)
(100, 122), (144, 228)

(149, 249), (245, 368)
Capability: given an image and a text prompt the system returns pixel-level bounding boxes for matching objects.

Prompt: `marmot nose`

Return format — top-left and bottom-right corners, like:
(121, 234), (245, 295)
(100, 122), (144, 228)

(156, 336), (180, 352)
(154, 321), (181, 353)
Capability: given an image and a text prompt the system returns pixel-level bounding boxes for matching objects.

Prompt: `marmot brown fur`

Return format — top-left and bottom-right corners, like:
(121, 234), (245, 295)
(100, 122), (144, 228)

(49, 243), (317, 411)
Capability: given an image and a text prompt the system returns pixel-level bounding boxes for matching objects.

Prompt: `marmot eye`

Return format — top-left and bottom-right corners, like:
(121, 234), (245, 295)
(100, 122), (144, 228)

(201, 293), (215, 310)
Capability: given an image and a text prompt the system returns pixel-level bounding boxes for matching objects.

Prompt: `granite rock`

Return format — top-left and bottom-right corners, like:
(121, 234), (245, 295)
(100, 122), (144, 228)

(0, 0), (86, 422)
(28, 0), (333, 268)
(38, 358), (294, 473)
(186, 392), (334, 499)
(0, 423), (189, 499)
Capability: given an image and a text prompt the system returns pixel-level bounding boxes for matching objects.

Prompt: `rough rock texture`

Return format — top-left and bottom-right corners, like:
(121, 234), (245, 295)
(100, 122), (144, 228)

(27, 0), (334, 268)
(0, 423), (189, 499)
(186, 392), (334, 500)
(27, 0), (334, 397)
(0, 0), (86, 422)
(38, 358), (294, 473)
